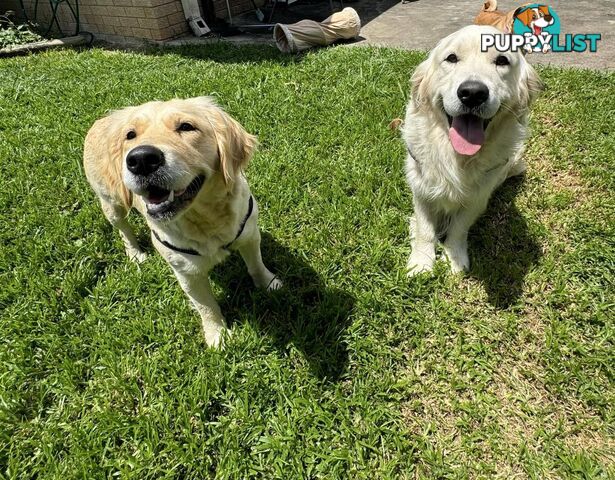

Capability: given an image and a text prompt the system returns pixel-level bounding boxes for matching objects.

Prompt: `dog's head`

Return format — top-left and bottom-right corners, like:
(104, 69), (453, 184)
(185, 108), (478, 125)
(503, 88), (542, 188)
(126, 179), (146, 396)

(516, 5), (554, 34)
(96, 97), (256, 221)
(410, 25), (543, 156)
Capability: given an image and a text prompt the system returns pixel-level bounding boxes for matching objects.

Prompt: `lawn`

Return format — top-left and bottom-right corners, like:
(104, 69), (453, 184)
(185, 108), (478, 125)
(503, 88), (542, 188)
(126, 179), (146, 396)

(0, 42), (613, 479)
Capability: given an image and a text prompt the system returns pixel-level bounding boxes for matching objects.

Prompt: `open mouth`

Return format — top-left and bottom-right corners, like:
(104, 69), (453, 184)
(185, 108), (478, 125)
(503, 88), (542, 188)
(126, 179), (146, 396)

(144, 175), (205, 220)
(446, 114), (492, 156)
(533, 25), (542, 36)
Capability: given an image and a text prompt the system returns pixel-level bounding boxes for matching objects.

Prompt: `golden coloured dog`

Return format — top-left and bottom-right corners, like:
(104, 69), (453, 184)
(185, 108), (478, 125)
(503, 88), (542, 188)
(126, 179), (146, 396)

(84, 97), (281, 347)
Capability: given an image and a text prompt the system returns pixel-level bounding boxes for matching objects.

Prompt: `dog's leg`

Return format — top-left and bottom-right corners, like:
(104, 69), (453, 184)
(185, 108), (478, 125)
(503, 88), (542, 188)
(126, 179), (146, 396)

(442, 201), (488, 273)
(407, 201), (437, 276)
(100, 201), (147, 263)
(175, 272), (229, 348)
(237, 228), (282, 291)
(507, 157), (527, 179)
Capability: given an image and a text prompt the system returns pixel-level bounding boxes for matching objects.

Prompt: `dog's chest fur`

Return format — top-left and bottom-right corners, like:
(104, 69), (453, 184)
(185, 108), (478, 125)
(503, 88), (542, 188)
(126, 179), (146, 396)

(403, 111), (526, 212)
(134, 180), (251, 275)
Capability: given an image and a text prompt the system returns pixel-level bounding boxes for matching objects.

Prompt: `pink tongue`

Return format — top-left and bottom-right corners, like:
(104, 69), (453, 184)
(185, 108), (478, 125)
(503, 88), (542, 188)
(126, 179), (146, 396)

(449, 115), (485, 156)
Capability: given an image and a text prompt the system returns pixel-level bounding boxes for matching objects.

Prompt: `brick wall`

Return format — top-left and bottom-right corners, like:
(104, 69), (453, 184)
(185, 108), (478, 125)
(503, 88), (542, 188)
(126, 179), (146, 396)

(18, 0), (189, 42)
(14, 1), (267, 43)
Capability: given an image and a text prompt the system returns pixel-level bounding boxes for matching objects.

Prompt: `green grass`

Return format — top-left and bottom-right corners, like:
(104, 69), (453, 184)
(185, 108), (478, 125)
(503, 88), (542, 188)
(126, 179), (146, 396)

(0, 42), (613, 479)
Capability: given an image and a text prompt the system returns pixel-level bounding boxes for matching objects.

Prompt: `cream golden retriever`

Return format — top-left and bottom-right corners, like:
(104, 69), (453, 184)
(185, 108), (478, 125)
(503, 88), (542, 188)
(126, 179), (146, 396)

(403, 25), (542, 275)
(84, 97), (281, 347)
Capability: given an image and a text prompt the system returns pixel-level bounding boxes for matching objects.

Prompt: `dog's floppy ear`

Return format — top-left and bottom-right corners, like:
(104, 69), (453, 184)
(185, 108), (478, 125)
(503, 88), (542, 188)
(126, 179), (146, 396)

(519, 59), (544, 109)
(410, 59), (430, 111)
(196, 97), (258, 185)
(214, 110), (258, 185)
(83, 112), (132, 210)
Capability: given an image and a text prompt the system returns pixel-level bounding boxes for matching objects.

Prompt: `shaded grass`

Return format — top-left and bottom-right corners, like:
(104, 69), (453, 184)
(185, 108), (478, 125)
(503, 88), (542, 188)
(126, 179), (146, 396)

(0, 42), (613, 479)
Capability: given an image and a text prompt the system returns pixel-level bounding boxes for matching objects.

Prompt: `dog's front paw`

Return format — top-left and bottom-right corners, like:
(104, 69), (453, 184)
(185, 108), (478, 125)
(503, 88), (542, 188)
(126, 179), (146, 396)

(407, 254), (434, 277)
(267, 276), (283, 291)
(202, 315), (231, 348)
(443, 245), (469, 273)
(252, 269), (283, 291)
(449, 258), (469, 274)
(542, 43), (551, 53)
(128, 249), (147, 264)
(204, 326), (230, 349)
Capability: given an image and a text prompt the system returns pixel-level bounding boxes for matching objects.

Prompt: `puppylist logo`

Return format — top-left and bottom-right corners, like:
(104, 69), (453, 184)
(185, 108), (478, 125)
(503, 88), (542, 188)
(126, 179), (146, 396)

(481, 4), (601, 54)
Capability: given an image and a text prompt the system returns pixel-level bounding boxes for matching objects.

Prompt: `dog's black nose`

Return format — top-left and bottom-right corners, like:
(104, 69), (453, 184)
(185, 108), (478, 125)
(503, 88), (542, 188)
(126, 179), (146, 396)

(544, 14), (553, 22)
(126, 145), (164, 176)
(457, 81), (490, 109)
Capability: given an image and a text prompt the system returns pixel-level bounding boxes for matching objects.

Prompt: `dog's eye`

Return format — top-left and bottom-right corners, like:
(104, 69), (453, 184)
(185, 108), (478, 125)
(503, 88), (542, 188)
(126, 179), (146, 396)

(126, 130), (136, 140)
(495, 55), (510, 66)
(445, 53), (458, 63)
(177, 122), (197, 132)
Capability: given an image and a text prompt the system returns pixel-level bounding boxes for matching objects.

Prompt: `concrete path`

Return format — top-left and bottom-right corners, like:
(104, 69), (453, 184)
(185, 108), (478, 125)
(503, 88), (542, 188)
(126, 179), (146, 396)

(352, 0), (613, 70)
(168, 1), (613, 69)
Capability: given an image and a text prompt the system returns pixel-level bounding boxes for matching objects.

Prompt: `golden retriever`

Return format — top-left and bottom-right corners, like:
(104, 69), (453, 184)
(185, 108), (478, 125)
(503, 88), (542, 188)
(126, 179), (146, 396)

(84, 97), (281, 347)
(402, 25), (542, 275)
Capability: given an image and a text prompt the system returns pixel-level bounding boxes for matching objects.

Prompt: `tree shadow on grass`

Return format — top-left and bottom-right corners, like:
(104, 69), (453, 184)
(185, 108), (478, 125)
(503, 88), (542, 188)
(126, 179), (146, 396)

(212, 233), (355, 382)
(468, 175), (541, 309)
(146, 41), (300, 66)
(87, 38), (298, 66)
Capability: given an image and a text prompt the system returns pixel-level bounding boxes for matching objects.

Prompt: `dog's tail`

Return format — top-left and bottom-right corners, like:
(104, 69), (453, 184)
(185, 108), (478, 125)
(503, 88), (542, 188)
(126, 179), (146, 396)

(482, 0), (498, 12)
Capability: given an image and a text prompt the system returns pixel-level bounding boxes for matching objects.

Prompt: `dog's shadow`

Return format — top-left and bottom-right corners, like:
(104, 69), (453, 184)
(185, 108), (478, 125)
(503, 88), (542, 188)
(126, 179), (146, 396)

(212, 233), (355, 382)
(468, 175), (541, 308)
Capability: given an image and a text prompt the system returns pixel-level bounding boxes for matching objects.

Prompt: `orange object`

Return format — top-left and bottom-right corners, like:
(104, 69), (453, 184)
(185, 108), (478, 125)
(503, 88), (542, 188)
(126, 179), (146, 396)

(474, 0), (532, 33)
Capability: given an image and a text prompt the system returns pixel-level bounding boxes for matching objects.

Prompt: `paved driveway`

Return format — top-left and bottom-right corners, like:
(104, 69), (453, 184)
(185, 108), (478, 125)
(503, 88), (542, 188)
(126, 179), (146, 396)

(352, 0), (613, 69)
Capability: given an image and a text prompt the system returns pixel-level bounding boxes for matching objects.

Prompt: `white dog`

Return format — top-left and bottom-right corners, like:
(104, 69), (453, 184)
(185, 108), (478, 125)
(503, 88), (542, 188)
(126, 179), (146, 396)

(402, 25), (542, 275)
(84, 97), (282, 347)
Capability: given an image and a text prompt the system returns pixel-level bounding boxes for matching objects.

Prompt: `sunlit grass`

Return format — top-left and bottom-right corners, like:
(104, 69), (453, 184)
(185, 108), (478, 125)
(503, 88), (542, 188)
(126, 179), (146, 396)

(0, 43), (613, 479)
